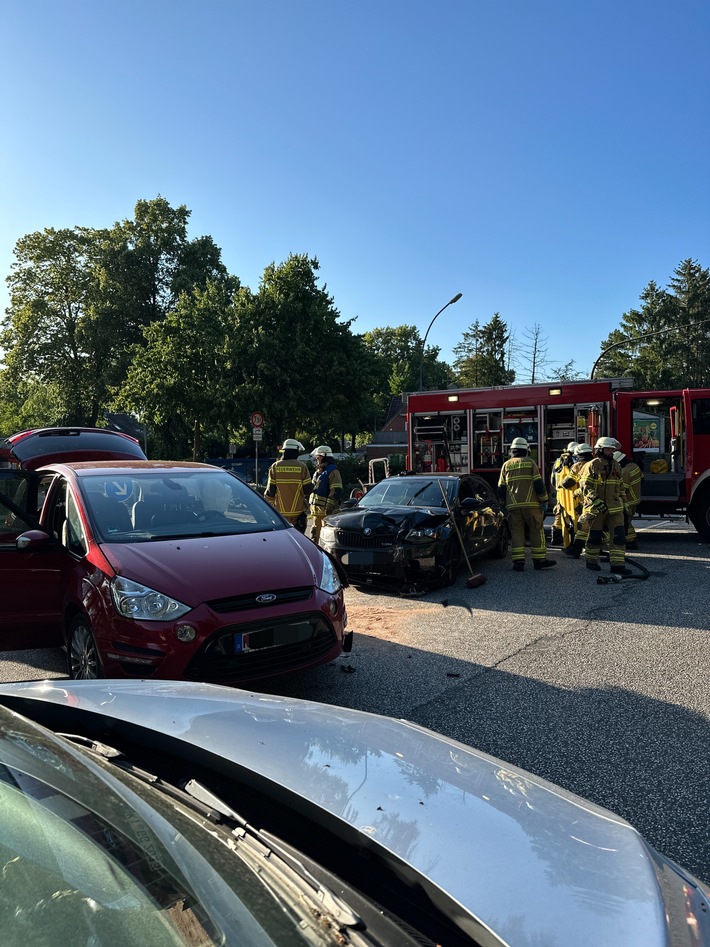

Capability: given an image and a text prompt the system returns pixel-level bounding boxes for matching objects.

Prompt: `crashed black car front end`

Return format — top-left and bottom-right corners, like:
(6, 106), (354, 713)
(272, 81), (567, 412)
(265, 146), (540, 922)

(318, 502), (457, 592)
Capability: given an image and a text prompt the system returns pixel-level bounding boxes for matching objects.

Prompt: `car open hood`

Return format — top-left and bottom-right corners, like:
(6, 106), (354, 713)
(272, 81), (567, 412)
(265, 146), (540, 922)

(0, 680), (706, 947)
(100, 530), (320, 604)
(327, 505), (449, 532)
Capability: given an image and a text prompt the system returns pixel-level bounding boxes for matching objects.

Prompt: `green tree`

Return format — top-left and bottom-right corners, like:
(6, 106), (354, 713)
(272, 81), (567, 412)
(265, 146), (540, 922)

(117, 281), (236, 460)
(594, 261), (710, 388)
(453, 313), (515, 387)
(1, 197), (235, 430)
(230, 254), (362, 450)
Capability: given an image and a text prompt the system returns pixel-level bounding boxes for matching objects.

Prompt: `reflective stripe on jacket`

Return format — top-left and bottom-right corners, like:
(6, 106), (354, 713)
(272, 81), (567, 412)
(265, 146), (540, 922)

(497, 457), (548, 509)
(620, 461), (643, 507)
(265, 460), (311, 518)
(579, 457), (625, 514)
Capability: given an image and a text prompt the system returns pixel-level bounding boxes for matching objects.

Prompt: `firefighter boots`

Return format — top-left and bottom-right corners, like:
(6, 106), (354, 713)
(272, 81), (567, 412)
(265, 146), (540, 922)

(512, 561), (525, 572)
(586, 561), (602, 572)
(533, 559), (557, 570)
(563, 539), (584, 559)
(610, 564), (633, 576)
(549, 527), (564, 546)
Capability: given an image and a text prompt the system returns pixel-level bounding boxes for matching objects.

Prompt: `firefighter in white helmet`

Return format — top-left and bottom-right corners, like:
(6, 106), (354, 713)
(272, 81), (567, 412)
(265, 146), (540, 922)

(561, 442), (594, 558)
(579, 437), (631, 575)
(308, 445), (343, 544)
(614, 449), (643, 549)
(497, 437), (555, 572)
(264, 439), (311, 532)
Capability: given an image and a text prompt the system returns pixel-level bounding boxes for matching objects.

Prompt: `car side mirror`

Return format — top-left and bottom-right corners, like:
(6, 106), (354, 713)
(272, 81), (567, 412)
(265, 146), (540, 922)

(16, 529), (53, 551)
(341, 498), (359, 509)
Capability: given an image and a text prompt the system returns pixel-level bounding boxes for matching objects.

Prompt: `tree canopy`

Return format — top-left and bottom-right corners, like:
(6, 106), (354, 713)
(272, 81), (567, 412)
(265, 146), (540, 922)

(2, 196), (709, 457)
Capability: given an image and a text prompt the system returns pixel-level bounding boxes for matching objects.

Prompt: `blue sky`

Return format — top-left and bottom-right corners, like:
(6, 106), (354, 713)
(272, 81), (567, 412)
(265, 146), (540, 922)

(2, 0), (709, 379)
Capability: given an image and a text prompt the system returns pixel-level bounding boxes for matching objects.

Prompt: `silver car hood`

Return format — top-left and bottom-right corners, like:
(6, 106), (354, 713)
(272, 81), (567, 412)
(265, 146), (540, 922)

(0, 679), (705, 947)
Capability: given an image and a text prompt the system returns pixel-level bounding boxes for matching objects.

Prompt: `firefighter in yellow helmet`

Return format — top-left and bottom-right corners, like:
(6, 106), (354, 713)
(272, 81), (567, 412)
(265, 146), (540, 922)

(579, 437), (631, 575)
(614, 449), (643, 549)
(497, 437), (555, 571)
(264, 439), (311, 532)
(308, 445), (343, 545)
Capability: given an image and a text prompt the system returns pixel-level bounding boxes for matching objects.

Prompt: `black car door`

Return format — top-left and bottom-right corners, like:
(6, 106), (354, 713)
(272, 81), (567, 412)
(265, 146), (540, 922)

(0, 471), (65, 650)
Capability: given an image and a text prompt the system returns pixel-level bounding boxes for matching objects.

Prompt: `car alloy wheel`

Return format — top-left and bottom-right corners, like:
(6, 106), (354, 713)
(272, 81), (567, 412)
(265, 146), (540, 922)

(68, 617), (102, 680)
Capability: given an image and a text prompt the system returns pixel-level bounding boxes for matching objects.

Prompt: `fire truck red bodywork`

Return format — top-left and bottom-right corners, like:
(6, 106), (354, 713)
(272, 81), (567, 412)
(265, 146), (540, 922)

(406, 379), (710, 541)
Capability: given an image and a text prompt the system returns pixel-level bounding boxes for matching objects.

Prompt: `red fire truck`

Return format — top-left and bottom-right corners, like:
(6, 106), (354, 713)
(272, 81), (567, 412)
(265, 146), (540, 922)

(405, 377), (710, 541)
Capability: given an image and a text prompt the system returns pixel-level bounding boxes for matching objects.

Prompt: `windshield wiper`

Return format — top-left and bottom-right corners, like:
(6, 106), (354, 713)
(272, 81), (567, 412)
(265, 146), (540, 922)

(61, 733), (367, 936)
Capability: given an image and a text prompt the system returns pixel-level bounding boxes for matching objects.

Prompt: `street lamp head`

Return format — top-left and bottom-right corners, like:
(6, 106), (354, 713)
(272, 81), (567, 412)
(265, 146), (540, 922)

(418, 292), (464, 391)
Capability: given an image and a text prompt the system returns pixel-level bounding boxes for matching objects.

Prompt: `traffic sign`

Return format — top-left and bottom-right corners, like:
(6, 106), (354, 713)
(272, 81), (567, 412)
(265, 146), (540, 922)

(250, 411), (264, 427)
(253, 429), (263, 441)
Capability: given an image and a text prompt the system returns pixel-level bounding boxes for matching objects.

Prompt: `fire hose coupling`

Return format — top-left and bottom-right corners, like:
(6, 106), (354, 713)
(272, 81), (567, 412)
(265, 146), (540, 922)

(597, 575), (622, 584)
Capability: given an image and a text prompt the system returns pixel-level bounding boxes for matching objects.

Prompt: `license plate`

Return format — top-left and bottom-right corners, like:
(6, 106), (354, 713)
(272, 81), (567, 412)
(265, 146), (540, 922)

(234, 623), (312, 654)
(341, 551), (374, 565)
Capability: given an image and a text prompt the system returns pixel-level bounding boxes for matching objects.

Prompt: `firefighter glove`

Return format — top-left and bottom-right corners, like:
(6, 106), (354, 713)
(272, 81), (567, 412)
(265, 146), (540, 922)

(589, 498), (607, 515)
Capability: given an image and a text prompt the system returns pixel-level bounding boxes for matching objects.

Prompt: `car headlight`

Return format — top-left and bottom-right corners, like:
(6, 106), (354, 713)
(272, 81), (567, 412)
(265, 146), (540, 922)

(111, 576), (191, 622)
(405, 527), (442, 542)
(319, 525), (336, 545)
(319, 552), (342, 594)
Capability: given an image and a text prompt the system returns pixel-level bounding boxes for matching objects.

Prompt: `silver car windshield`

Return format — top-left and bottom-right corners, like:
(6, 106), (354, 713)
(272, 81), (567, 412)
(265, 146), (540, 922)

(359, 478), (454, 508)
(80, 471), (287, 542)
(0, 708), (342, 946)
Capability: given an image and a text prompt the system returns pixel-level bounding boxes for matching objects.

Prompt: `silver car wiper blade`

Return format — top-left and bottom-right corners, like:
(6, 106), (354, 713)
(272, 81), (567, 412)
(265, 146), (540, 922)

(63, 734), (367, 937)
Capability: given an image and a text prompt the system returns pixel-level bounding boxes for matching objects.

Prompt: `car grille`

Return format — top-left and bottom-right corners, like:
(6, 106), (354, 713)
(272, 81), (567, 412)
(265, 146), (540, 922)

(206, 586), (313, 613)
(183, 613), (338, 683)
(334, 529), (396, 550)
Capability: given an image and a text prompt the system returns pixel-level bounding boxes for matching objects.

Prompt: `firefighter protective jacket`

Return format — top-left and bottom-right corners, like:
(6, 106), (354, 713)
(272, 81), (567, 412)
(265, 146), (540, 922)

(579, 456), (625, 514)
(265, 459), (311, 521)
(497, 456), (548, 509)
(620, 459), (643, 509)
(310, 462), (343, 516)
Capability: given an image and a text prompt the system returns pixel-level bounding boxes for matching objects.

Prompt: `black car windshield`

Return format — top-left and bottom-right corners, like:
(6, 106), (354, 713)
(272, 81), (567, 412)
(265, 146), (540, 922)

(359, 478), (455, 508)
(0, 707), (345, 946)
(80, 470), (287, 543)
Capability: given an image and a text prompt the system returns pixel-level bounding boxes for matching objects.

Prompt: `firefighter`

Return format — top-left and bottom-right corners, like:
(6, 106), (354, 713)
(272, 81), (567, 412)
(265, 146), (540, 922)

(614, 449), (643, 549)
(579, 437), (631, 575)
(309, 445), (343, 545)
(498, 437), (556, 571)
(264, 439), (311, 532)
(561, 442), (593, 559)
(551, 441), (578, 547)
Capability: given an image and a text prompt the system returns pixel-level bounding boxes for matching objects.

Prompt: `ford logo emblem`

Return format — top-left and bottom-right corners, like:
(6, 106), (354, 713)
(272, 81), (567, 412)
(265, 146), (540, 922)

(256, 593), (277, 604)
(363, 528), (372, 536)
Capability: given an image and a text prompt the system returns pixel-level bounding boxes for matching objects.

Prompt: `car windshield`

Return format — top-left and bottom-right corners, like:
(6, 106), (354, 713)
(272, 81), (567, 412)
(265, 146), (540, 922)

(359, 478), (454, 508)
(80, 471), (288, 543)
(0, 707), (343, 946)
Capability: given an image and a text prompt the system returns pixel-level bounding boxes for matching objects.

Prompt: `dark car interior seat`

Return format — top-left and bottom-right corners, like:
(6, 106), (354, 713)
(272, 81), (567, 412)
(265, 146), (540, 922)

(91, 496), (132, 536)
(133, 481), (191, 529)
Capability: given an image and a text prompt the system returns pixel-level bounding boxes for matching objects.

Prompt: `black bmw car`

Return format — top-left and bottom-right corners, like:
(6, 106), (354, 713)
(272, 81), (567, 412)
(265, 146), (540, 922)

(319, 473), (510, 592)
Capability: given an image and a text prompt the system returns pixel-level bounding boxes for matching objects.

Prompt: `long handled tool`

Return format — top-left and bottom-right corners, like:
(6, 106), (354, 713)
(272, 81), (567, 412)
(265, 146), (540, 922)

(438, 479), (487, 589)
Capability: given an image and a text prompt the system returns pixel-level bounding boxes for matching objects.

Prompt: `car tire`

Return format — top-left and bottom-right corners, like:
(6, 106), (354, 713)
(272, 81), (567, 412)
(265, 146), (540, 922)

(67, 616), (103, 680)
(442, 551), (460, 586)
(489, 521), (511, 559)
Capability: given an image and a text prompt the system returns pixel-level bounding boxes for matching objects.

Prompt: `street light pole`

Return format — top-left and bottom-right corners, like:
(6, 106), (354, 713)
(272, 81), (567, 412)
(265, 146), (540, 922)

(418, 293), (463, 391)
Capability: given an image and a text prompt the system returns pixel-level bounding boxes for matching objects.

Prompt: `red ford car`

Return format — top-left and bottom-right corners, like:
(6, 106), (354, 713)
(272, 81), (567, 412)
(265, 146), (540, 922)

(0, 428), (350, 684)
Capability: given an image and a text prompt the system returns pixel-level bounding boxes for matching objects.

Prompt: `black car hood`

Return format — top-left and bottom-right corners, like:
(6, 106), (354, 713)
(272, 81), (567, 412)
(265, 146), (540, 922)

(326, 504), (449, 533)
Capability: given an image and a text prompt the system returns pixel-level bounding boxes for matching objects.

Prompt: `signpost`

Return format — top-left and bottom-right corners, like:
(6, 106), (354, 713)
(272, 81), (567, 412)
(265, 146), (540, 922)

(251, 411), (265, 484)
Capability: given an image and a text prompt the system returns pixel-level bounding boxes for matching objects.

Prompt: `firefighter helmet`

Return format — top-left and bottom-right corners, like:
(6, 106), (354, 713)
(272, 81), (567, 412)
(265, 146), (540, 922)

(594, 437), (617, 450)
(575, 442), (593, 457)
(567, 441), (578, 452)
(280, 438), (305, 451)
(311, 444), (334, 458)
(613, 450), (626, 462)
(510, 437), (529, 452)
